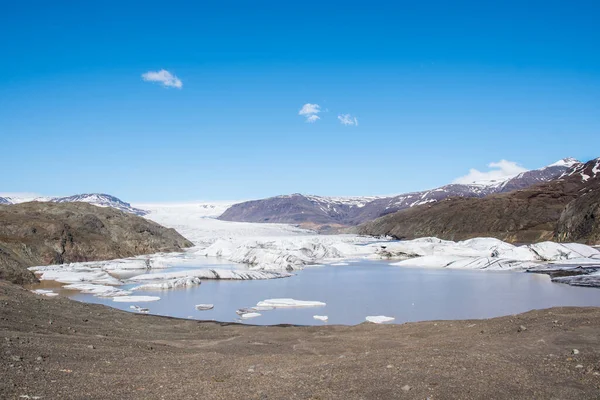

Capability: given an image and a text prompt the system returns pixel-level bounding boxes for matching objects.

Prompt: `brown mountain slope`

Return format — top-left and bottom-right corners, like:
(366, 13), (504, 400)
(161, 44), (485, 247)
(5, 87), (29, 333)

(356, 158), (600, 244)
(0, 202), (193, 284)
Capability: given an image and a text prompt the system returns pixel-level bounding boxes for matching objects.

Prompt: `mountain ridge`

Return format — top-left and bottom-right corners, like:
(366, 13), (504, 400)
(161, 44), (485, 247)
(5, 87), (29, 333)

(356, 157), (600, 244)
(219, 158), (581, 227)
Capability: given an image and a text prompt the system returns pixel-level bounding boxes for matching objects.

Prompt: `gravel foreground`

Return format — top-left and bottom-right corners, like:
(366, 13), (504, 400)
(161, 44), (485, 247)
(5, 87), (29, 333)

(1, 281), (599, 399)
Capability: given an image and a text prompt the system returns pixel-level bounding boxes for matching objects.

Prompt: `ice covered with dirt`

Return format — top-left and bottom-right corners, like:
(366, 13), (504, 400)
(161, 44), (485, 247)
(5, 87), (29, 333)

(387, 238), (600, 273)
(31, 289), (58, 297)
(128, 269), (291, 282)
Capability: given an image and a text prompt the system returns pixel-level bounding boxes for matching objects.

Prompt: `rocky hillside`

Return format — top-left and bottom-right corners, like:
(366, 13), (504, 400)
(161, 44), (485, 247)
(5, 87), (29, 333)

(219, 158), (579, 227)
(219, 194), (380, 227)
(356, 158), (600, 244)
(0, 202), (193, 284)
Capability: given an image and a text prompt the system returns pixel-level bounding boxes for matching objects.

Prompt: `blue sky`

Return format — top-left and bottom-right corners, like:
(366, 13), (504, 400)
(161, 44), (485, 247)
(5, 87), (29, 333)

(1, 1), (599, 202)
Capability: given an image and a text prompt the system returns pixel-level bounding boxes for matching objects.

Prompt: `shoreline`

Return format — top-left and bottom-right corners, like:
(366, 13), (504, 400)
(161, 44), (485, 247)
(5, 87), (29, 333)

(2, 280), (600, 399)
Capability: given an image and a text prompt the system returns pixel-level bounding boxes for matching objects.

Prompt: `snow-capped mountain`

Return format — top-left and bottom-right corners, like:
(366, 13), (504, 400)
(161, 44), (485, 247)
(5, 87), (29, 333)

(219, 193), (382, 226)
(0, 197), (10, 205)
(560, 157), (600, 182)
(51, 194), (149, 216)
(219, 158), (581, 227)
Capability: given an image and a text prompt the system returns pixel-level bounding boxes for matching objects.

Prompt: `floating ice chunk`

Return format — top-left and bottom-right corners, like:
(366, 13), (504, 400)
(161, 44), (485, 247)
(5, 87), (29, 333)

(31, 289), (58, 297)
(236, 306), (275, 315)
(128, 268), (290, 282)
(195, 304), (214, 311)
(113, 296), (160, 302)
(62, 283), (132, 297)
(131, 277), (202, 290)
(240, 312), (261, 319)
(313, 315), (328, 322)
(366, 316), (395, 324)
(129, 305), (149, 313)
(256, 298), (326, 308)
(330, 262), (349, 266)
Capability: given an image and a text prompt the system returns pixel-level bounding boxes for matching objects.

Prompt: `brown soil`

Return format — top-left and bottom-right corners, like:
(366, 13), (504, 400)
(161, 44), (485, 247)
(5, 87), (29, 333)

(1, 281), (599, 399)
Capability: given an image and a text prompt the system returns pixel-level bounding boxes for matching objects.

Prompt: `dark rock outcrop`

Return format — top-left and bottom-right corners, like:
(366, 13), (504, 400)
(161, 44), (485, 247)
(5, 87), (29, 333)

(0, 202), (193, 284)
(357, 158), (600, 244)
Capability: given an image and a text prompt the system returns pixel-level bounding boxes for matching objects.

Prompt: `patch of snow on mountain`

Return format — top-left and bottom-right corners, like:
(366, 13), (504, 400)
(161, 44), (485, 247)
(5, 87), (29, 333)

(52, 193), (148, 216)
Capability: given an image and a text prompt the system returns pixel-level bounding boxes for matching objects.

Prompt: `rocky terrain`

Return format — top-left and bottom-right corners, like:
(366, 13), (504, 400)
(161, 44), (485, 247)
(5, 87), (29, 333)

(1, 281), (599, 399)
(0, 202), (193, 284)
(357, 158), (600, 244)
(219, 158), (579, 228)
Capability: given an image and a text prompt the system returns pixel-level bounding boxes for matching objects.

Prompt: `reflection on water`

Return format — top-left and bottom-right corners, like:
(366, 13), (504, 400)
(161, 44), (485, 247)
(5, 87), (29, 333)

(69, 260), (600, 326)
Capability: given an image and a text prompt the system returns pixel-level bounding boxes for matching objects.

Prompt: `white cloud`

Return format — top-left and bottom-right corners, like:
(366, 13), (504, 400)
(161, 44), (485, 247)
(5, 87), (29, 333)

(141, 69), (182, 88)
(298, 103), (321, 122)
(338, 114), (358, 126)
(453, 160), (528, 184)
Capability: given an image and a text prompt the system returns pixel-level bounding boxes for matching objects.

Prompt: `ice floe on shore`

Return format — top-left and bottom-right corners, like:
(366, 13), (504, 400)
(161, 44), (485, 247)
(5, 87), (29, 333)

(31, 289), (58, 297)
(62, 283), (132, 297)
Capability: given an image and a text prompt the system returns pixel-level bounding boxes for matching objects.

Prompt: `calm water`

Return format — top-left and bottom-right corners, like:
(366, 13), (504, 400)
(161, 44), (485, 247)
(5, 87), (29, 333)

(68, 260), (600, 325)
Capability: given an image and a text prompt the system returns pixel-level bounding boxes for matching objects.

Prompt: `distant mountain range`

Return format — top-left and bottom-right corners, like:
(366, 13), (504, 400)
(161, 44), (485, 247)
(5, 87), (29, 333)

(219, 158), (581, 228)
(356, 157), (600, 244)
(2, 193), (148, 216)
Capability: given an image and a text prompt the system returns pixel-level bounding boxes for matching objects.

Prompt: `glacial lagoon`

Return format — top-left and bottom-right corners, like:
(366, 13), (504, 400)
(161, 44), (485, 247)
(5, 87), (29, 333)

(65, 260), (600, 326)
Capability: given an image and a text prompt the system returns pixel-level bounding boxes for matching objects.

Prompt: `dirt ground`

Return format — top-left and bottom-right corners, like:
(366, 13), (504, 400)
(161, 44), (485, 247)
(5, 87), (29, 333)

(1, 281), (599, 399)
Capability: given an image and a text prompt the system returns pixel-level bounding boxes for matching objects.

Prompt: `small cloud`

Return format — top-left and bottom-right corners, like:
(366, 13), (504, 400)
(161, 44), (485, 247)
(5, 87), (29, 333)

(142, 69), (182, 88)
(338, 114), (358, 126)
(453, 160), (528, 184)
(299, 103), (321, 123)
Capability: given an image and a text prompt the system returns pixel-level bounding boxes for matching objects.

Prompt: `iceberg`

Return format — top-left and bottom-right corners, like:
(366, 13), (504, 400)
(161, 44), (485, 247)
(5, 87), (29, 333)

(195, 304), (214, 311)
(240, 312), (261, 319)
(128, 268), (291, 282)
(62, 283), (132, 297)
(256, 298), (326, 308)
(112, 296), (160, 302)
(366, 316), (395, 324)
(131, 277), (202, 291)
(313, 315), (328, 322)
(130, 305), (149, 313)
